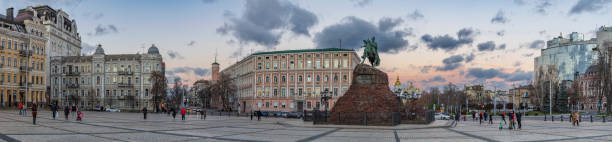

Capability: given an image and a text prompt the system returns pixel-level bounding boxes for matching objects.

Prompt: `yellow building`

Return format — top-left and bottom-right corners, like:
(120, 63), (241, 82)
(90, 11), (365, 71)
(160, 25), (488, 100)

(0, 8), (47, 107)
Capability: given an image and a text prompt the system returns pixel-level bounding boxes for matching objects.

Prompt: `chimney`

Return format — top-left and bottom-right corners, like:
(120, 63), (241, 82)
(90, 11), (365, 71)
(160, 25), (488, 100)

(6, 7), (13, 21)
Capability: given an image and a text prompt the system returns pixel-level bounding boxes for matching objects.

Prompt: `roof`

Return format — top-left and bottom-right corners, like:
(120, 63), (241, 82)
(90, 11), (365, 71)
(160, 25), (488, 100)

(251, 48), (354, 56)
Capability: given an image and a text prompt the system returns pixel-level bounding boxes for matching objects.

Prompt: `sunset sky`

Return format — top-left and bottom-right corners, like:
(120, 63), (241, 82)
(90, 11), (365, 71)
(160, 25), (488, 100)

(3, 0), (611, 90)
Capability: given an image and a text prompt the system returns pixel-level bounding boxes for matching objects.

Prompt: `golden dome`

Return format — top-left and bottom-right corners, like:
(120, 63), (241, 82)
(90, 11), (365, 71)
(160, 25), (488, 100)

(394, 76), (401, 86)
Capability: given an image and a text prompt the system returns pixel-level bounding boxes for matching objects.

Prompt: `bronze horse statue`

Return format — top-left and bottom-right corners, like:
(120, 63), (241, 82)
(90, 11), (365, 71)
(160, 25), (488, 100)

(360, 37), (380, 67)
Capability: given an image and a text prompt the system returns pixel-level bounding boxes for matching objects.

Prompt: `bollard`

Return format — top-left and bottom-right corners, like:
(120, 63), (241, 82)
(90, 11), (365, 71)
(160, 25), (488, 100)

(545, 115), (547, 121)
(552, 116), (554, 122)
(591, 115), (593, 123)
(561, 115), (563, 122)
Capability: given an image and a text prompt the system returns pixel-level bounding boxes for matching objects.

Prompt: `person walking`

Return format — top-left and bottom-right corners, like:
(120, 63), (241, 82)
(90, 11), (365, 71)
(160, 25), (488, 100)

(71, 105), (76, 119)
(51, 104), (57, 120)
(472, 112), (476, 122)
(484, 111), (488, 121)
(64, 106), (70, 120)
(18, 103), (23, 115)
(31, 103), (38, 125)
(181, 107), (186, 120)
(142, 107), (148, 120)
(489, 113), (493, 124)
(172, 108), (177, 120)
(77, 111), (83, 121)
(501, 112), (506, 124)
(479, 111), (483, 125)
(572, 111), (579, 126)
(200, 108), (205, 120)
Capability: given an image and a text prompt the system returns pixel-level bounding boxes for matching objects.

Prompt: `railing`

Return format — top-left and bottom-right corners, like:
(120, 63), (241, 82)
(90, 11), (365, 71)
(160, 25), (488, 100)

(118, 71), (134, 75)
(19, 50), (31, 57)
(307, 110), (435, 126)
(118, 83), (133, 87)
(66, 72), (80, 76)
(66, 83), (79, 88)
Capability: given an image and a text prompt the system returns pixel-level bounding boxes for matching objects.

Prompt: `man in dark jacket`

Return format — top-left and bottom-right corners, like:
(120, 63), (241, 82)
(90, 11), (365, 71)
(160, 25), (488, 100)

(143, 107), (148, 120)
(517, 112), (522, 129)
(64, 106), (70, 120)
(51, 104), (57, 120)
(32, 103), (38, 125)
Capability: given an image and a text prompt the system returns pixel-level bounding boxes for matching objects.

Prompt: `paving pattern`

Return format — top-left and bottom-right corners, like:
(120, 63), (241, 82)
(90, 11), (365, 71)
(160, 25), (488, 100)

(1, 110), (612, 142)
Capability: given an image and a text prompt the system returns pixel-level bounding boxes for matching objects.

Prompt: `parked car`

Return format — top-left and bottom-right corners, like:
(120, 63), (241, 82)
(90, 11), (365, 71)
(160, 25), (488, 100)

(106, 108), (121, 112)
(286, 112), (301, 118)
(261, 112), (268, 116)
(435, 113), (450, 120)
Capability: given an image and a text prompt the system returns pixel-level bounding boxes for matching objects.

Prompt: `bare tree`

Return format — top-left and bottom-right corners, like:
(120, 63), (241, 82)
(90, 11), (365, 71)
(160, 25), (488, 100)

(208, 73), (236, 111)
(150, 71), (167, 112)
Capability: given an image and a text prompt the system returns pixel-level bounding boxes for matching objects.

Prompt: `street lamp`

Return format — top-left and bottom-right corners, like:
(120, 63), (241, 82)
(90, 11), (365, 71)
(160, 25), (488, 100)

(320, 89), (331, 121)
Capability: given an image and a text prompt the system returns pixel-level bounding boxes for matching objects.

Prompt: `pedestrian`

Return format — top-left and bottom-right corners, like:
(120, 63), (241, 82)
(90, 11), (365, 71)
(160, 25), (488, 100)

(51, 104), (57, 120)
(181, 107), (186, 120)
(484, 111), (488, 121)
(18, 103), (23, 115)
(200, 108), (205, 120)
(572, 111), (579, 126)
(501, 112), (506, 124)
(77, 111), (83, 121)
(510, 111), (516, 130)
(489, 113), (493, 124)
(71, 105), (76, 119)
(142, 107), (148, 120)
(172, 108), (177, 120)
(64, 106), (70, 120)
(31, 103), (38, 125)
(479, 111), (483, 125)
(23, 103), (27, 116)
(517, 112), (522, 129)
(472, 112), (476, 122)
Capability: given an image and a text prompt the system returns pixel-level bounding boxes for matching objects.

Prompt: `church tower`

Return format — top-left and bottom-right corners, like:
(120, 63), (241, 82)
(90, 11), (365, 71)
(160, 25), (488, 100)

(211, 50), (220, 82)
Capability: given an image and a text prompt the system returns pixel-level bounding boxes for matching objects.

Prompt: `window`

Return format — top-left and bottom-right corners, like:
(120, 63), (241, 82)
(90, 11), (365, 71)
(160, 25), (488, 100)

(273, 76), (278, 83)
(315, 60), (320, 69)
(298, 88), (303, 96)
(324, 59), (329, 68)
(281, 76), (286, 82)
(290, 75), (294, 82)
(316, 75), (320, 82)
(273, 88), (278, 96)
(257, 76), (262, 83)
(298, 60), (303, 69)
(265, 76), (270, 82)
(334, 88), (339, 96)
(307, 60), (312, 69)
(145, 89), (149, 96)
(290, 88), (294, 96)
(324, 75), (329, 82)
(257, 63), (262, 70)
(273, 61), (278, 69)
(307, 75), (312, 82)
(281, 88), (286, 96)
(265, 62), (270, 69)
(343, 59), (348, 68)
(298, 75), (303, 82)
(289, 61), (294, 69)
(343, 75), (348, 81)
(265, 102), (270, 108)
(307, 102), (311, 109)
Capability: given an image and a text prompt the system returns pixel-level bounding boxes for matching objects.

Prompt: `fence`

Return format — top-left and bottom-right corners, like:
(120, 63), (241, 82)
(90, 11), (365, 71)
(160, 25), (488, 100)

(307, 110), (434, 126)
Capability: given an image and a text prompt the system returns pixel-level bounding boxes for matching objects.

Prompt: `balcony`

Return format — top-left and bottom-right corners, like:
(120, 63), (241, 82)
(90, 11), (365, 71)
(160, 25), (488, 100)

(118, 71), (134, 75)
(66, 83), (80, 88)
(19, 50), (31, 57)
(66, 72), (80, 76)
(19, 66), (31, 72)
(118, 83), (133, 87)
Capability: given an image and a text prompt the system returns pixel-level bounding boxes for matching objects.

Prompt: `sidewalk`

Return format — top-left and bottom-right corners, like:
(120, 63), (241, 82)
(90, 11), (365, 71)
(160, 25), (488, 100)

(276, 119), (454, 130)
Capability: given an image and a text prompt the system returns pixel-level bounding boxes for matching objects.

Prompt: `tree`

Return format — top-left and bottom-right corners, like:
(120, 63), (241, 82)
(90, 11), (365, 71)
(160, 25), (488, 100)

(169, 78), (186, 108)
(150, 71), (167, 112)
(208, 73), (236, 111)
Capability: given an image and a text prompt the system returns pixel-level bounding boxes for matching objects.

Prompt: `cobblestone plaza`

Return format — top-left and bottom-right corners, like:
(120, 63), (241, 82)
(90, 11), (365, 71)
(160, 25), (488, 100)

(2, 110), (612, 142)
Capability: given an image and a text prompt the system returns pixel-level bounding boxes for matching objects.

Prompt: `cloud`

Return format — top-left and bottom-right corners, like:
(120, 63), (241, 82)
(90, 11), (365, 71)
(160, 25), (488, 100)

(187, 41), (196, 46)
(523, 53), (534, 57)
(313, 16), (412, 54)
(422, 75), (446, 83)
(490, 10), (509, 24)
(350, 0), (372, 7)
(407, 10), (424, 20)
(167, 67), (210, 77)
(535, 0), (552, 15)
(466, 68), (534, 82)
(569, 0), (611, 15)
(514, 0), (526, 5)
(477, 41), (506, 51)
(436, 55), (464, 71)
(167, 50), (184, 59)
(503, 70), (534, 82)
(465, 53), (475, 63)
(378, 17), (404, 32)
(466, 68), (504, 80)
(523, 40), (546, 49)
(421, 28), (477, 52)
(81, 43), (97, 56)
(88, 24), (118, 36)
(514, 61), (521, 67)
(217, 0), (318, 47)
(201, 0), (216, 4)
(539, 30), (547, 35)
(497, 30), (505, 36)
(421, 65), (434, 73)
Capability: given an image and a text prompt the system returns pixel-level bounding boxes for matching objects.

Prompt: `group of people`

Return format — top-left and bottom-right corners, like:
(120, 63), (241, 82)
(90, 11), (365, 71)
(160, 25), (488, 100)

(463, 110), (522, 130)
(17, 103), (39, 125)
(160, 107), (207, 121)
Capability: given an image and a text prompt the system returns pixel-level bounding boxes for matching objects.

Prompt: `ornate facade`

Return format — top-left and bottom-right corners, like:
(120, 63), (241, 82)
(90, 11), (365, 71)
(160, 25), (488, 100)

(50, 45), (163, 110)
(0, 8), (47, 107)
(392, 76), (421, 103)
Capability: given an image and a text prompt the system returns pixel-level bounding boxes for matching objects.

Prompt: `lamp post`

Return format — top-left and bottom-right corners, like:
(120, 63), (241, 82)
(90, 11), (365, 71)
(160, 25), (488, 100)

(320, 89), (331, 121)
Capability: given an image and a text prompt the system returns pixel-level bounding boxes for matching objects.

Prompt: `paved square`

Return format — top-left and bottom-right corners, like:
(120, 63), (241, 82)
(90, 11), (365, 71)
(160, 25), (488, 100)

(1, 110), (612, 142)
